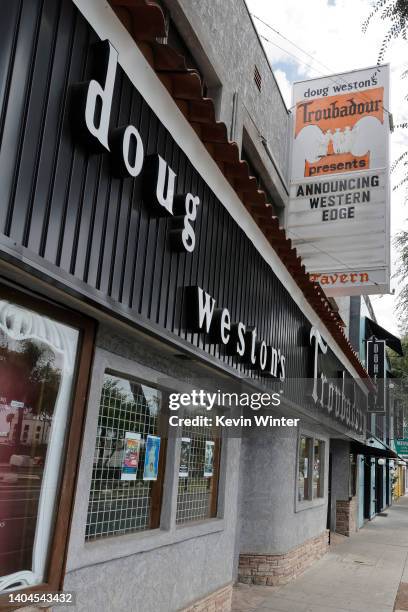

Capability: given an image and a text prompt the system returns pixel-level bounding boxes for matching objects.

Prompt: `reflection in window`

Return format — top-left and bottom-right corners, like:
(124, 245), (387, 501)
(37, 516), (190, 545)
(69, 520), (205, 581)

(298, 436), (311, 501)
(0, 300), (78, 592)
(176, 424), (220, 525)
(312, 440), (324, 498)
(298, 435), (325, 503)
(86, 374), (164, 540)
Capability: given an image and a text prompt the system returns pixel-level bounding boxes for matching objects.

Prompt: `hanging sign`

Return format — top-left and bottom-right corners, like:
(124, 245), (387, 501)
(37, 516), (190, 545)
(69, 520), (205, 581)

(395, 439), (408, 455)
(366, 338), (386, 414)
(288, 66), (390, 296)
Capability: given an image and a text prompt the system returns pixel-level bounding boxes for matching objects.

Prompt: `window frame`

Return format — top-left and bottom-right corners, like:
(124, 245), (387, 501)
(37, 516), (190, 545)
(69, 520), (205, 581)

(66, 348), (228, 574)
(85, 370), (169, 540)
(297, 434), (313, 502)
(312, 438), (325, 499)
(295, 430), (328, 513)
(175, 423), (222, 526)
(0, 283), (95, 609)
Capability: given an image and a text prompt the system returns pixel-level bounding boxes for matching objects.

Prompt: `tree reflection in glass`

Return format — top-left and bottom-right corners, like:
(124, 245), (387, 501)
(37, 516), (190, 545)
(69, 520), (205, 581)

(0, 332), (62, 578)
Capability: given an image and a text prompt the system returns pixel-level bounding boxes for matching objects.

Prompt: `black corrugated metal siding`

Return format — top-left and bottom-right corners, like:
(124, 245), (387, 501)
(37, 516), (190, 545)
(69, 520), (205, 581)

(0, 0), (358, 397)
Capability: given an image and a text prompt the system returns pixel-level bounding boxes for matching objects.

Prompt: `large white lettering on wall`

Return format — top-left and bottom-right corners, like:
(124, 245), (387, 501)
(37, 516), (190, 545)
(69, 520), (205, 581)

(70, 40), (199, 253)
(185, 287), (286, 381)
(83, 40), (117, 151)
(310, 327), (365, 433)
(169, 194), (200, 253)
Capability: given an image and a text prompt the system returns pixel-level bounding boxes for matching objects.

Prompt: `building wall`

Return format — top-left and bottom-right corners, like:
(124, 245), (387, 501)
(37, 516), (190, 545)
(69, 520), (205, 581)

(348, 296), (361, 353)
(64, 532), (237, 612)
(329, 440), (352, 532)
(335, 297), (351, 334)
(63, 323), (241, 612)
(161, 0), (290, 208)
(238, 426), (329, 556)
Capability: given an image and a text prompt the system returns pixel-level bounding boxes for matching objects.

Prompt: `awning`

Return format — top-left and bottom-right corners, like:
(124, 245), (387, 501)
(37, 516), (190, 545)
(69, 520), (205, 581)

(365, 317), (403, 356)
(351, 440), (397, 459)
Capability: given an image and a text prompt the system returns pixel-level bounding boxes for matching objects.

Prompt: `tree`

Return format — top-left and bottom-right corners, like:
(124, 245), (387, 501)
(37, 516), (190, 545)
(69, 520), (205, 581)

(388, 335), (408, 378)
(395, 231), (408, 331)
(388, 337), (408, 438)
(363, 1), (408, 65)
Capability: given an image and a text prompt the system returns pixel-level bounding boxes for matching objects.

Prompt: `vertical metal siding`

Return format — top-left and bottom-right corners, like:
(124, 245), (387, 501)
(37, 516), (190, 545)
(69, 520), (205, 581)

(0, 0), (360, 397)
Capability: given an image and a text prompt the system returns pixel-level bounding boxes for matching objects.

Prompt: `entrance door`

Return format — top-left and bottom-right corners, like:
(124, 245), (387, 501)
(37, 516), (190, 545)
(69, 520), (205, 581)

(370, 458), (376, 518)
(383, 463), (387, 508)
(376, 461), (384, 513)
(364, 457), (376, 519)
(357, 455), (364, 528)
(326, 453), (332, 533)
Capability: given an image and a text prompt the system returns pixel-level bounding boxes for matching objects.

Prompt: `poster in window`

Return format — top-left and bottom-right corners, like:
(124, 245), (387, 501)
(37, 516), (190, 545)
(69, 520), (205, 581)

(204, 440), (215, 477)
(121, 432), (141, 481)
(143, 434), (161, 481)
(179, 437), (191, 478)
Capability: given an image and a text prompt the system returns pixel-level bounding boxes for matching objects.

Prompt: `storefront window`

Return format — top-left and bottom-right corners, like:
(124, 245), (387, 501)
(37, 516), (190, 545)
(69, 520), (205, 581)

(312, 440), (324, 498)
(86, 374), (165, 540)
(0, 298), (79, 592)
(176, 424), (220, 524)
(298, 436), (312, 501)
(298, 435), (325, 503)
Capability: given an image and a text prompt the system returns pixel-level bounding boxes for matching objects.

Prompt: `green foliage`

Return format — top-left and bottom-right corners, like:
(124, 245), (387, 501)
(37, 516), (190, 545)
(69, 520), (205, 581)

(0, 335), (61, 418)
(388, 338), (408, 437)
(395, 232), (408, 332)
(100, 377), (154, 433)
(363, 0), (408, 63)
(388, 334), (408, 377)
(364, 1), (408, 183)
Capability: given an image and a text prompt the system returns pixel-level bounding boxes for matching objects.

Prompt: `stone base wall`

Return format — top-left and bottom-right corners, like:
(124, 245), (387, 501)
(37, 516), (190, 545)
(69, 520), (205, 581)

(180, 584), (233, 612)
(238, 531), (329, 586)
(336, 497), (357, 536)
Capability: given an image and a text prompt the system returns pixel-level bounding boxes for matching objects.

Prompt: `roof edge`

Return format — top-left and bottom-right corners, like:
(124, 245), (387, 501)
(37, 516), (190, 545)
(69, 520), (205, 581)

(108, 0), (373, 389)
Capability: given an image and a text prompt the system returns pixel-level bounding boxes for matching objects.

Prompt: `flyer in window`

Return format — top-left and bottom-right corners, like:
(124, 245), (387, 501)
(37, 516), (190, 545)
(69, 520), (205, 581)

(204, 440), (215, 477)
(179, 437), (191, 478)
(143, 434), (161, 481)
(121, 432), (141, 481)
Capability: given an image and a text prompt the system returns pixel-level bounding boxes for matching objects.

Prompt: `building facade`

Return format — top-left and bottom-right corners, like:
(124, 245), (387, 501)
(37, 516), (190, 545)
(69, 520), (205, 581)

(0, 1), (399, 611)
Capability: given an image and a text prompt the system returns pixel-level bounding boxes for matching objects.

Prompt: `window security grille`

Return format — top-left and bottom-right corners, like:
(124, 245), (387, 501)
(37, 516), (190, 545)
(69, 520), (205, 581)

(85, 374), (161, 540)
(176, 424), (219, 525)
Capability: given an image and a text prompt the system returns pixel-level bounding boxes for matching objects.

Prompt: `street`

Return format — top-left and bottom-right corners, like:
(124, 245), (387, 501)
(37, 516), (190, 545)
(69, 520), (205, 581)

(233, 496), (408, 612)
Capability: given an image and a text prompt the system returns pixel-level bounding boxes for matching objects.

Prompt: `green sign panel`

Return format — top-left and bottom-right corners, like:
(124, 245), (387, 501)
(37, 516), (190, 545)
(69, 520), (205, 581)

(395, 439), (408, 455)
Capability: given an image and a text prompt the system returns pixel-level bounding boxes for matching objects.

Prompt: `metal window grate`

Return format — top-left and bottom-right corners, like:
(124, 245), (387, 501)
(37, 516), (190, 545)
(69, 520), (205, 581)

(254, 65), (262, 91)
(85, 374), (162, 541)
(176, 424), (219, 525)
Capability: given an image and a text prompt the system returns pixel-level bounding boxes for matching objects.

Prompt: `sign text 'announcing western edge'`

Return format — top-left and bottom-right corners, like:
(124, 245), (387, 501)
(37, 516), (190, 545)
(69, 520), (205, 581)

(288, 66), (390, 296)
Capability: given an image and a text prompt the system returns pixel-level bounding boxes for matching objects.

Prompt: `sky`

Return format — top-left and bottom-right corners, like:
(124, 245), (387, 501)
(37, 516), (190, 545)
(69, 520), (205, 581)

(246, 0), (408, 337)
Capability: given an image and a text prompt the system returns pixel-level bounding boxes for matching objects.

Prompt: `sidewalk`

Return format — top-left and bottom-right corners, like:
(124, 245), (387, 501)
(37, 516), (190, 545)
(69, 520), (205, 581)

(232, 496), (408, 612)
